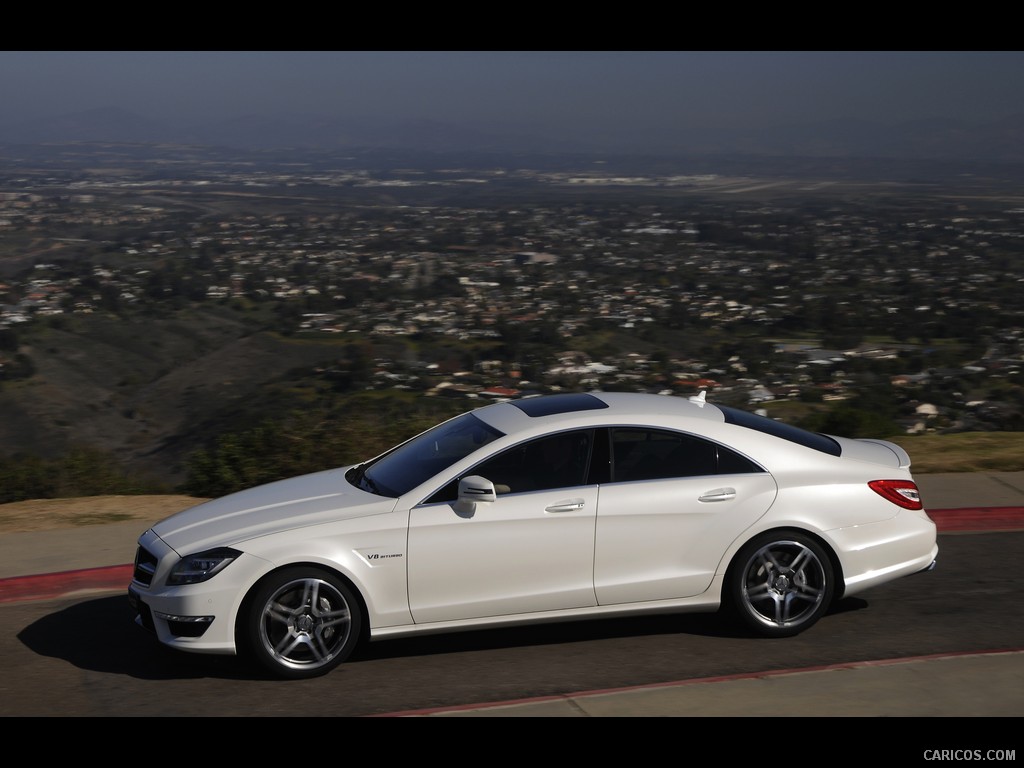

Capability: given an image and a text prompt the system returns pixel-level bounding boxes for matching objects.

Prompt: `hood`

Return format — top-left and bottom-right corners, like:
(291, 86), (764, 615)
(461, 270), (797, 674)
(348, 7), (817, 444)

(150, 467), (397, 554)
(829, 436), (912, 470)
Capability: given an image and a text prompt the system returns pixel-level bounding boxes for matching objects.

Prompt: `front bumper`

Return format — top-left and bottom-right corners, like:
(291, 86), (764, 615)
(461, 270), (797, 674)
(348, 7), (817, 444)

(128, 529), (270, 655)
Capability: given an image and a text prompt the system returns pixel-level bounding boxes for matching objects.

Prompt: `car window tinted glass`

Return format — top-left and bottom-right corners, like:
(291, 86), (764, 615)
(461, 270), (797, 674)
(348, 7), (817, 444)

(718, 405), (842, 456)
(511, 393), (609, 417)
(611, 428), (762, 481)
(476, 430), (593, 494)
(425, 429), (594, 502)
(363, 413), (503, 496)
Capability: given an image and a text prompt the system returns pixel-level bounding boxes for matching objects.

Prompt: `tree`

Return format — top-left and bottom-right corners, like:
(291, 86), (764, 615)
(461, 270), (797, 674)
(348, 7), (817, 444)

(0, 328), (18, 352)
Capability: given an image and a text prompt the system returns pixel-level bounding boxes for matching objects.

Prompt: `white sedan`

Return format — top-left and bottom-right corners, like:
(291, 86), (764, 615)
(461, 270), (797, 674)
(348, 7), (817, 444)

(128, 391), (938, 679)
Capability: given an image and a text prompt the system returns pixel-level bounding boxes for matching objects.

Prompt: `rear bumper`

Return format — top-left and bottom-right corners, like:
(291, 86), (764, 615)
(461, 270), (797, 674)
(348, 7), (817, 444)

(829, 509), (938, 598)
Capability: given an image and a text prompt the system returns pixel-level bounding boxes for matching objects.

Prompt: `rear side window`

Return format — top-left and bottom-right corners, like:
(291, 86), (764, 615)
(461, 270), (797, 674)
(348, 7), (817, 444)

(610, 428), (763, 482)
(718, 405), (841, 456)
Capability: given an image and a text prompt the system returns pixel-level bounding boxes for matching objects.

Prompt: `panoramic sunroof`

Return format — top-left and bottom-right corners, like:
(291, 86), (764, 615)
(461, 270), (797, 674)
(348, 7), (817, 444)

(511, 393), (609, 417)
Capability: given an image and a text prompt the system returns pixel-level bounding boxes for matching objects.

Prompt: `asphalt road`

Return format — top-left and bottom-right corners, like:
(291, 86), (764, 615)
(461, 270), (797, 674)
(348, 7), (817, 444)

(2, 531), (1022, 718)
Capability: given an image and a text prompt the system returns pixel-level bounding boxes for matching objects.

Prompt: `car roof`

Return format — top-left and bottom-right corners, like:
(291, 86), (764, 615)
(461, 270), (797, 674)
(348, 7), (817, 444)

(472, 392), (725, 436)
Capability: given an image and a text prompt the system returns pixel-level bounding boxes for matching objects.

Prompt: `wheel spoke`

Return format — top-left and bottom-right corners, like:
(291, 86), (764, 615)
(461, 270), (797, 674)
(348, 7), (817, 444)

(789, 547), (813, 576)
(792, 580), (822, 600)
(266, 599), (299, 624)
(745, 582), (772, 601)
(309, 630), (334, 661)
(318, 607), (351, 630)
(757, 551), (781, 572)
(274, 631), (307, 658)
(774, 592), (789, 623)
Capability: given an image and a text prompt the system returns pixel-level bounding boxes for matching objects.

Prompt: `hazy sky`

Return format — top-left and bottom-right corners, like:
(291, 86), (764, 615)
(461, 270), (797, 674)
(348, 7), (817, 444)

(3, 51), (1023, 143)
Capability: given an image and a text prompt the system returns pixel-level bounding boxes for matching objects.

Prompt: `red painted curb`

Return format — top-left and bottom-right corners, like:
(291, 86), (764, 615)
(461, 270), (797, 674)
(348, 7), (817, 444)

(927, 507), (1024, 532)
(0, 564), (132, 604)
(0, 507), (1022, 604)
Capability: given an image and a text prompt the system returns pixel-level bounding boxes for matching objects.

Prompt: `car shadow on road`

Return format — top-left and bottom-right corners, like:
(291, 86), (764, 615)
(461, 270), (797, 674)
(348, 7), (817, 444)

(354, 596), (871, 662)
(17, 595), (261, 680)
(16, 593), (874, 680)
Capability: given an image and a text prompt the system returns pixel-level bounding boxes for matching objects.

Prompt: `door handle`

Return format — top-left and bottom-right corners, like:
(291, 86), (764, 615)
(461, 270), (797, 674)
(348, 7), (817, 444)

(545, 499), (586, 513)
(699, 487), (736, 502)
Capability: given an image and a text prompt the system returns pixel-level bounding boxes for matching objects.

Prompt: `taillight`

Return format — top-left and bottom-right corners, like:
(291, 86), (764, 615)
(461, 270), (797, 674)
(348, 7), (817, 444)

(869, 479), (923, 510)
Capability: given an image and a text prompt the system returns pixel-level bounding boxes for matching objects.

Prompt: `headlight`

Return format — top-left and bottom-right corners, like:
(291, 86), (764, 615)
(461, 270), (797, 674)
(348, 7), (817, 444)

(167, 547), (242, 585)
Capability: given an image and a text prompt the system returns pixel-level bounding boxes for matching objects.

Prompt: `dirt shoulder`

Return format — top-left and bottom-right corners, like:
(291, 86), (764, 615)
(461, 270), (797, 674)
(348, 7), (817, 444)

(0, 495), (209, 535)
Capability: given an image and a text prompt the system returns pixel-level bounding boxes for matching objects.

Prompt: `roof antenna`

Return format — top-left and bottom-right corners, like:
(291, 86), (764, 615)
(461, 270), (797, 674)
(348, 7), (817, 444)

(689, 389), (707, 406)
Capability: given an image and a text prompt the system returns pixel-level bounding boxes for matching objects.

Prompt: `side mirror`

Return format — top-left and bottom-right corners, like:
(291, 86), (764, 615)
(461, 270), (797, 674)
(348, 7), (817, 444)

(454, 475), (498, 515)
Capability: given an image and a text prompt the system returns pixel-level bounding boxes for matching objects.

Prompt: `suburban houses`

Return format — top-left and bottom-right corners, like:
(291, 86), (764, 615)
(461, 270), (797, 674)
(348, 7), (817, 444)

(1, 154), (1022, 437)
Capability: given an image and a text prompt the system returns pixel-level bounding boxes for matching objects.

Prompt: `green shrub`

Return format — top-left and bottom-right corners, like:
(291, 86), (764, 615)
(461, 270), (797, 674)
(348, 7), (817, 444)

(0, 447), (164, 504)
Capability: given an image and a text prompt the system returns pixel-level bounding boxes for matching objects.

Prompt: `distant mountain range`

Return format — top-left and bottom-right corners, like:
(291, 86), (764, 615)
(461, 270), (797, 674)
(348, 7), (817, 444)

(2, 106), (1023, 163)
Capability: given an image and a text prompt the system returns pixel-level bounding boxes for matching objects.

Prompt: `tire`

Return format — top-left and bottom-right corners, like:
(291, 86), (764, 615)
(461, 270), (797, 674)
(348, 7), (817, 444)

(244, 567), (363, 679)
(728, 531), (834, 638)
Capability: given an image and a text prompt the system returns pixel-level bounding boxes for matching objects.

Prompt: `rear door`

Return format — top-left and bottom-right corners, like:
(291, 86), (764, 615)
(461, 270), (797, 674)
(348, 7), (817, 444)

(593, 428), (778, 603)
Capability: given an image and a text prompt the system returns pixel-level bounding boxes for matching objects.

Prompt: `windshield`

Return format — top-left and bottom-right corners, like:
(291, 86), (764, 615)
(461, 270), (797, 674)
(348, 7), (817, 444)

(354, 412), (504, 497)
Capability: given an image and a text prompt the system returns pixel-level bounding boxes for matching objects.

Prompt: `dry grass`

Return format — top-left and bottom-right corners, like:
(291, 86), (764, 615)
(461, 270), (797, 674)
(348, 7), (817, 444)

(890, 433), (1024, 473)
(0, 495), (207, 535)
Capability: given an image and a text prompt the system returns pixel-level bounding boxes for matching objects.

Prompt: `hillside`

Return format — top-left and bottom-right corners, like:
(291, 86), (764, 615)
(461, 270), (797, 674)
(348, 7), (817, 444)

(0, 307), (360, 485)
(3, 301), (1022, 494)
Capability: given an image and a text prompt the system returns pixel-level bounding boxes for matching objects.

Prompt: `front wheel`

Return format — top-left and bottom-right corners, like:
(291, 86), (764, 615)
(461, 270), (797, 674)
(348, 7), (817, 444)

(727, 532), (834, 637)
(243, 567), (363, 679)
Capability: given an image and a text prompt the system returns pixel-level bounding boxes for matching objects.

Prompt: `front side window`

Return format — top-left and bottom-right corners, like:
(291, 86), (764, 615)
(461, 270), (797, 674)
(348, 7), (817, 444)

(477, 430), (593, 493)
(424, 429), (595, 503)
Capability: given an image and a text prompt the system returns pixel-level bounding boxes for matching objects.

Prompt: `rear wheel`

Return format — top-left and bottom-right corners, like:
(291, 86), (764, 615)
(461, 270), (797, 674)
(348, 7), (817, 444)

(244, 567), (363, 679)
(728, 532), (834, 637)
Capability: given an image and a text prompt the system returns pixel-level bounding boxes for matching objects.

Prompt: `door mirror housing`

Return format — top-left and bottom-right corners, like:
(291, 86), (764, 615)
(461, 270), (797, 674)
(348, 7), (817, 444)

(455, 475), (502, 514)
